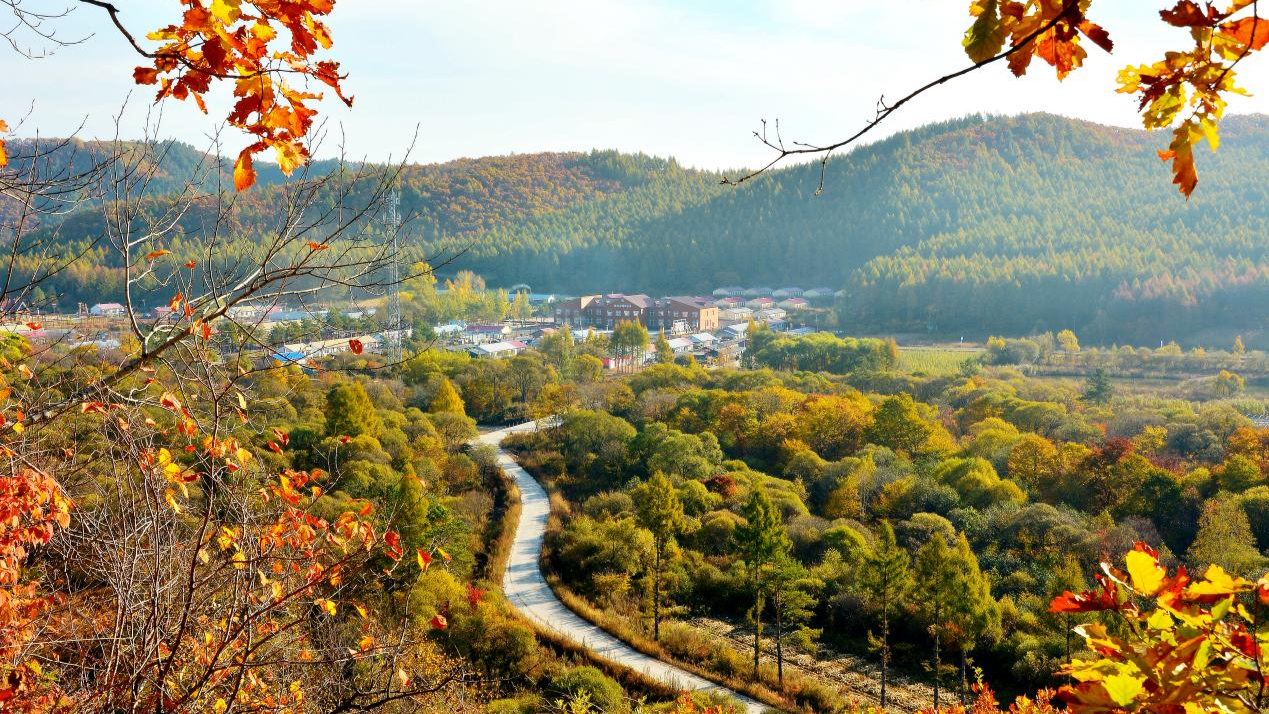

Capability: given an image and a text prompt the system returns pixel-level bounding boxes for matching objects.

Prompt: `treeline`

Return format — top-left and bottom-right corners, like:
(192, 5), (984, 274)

(744, 324), (899, 374)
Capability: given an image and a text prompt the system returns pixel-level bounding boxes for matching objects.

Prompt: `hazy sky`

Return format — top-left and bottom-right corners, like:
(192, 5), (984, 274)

(10, 1), (1269, 169)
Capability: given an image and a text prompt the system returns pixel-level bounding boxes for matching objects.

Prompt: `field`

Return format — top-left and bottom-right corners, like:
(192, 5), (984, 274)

(897, 346), (983, 376)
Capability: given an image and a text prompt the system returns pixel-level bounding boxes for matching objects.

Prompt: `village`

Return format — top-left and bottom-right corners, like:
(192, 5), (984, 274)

(1, 286), (839, 370)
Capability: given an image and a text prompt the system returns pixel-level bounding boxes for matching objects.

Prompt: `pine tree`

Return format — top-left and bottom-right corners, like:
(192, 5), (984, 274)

(770, 556), (818, 687)
(946, 534), (1000, 704)
(857, 521), (911, 709)
(655, 329), (673, 364)
(429, 378), (466, 415)
(634, 471), (686, 641)
(1187, 499), (1267, 577)
(734, 487), (792, 679)
(1081, 368), (1114, 405)
(911, 533), (967, 710)
(325, 382), (382, 438)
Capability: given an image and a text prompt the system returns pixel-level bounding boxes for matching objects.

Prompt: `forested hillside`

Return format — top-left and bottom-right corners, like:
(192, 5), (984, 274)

(23, 114), (1269, 343)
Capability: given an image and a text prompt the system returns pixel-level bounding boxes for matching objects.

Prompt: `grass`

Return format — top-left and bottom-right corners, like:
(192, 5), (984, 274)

(897, 347), (982, 376)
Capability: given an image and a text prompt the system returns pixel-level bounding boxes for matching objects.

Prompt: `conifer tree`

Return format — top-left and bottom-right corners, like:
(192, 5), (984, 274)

(912, 533), (965, 709)
(947, 534), (1000, 704)
(634, 471), (686, 641)
(1188, 499), (1267, 577)
(655, 329), (674, 364)
(429, 378), (466, 415)
(857, 521), (911, 709)
(325, 382), (382, 438)
(734, 487), (792, 679)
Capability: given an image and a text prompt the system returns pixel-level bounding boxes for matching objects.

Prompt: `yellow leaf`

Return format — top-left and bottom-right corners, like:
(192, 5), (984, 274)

(315, 598), (337, 616)
(164, 488), (181, 513)
(1103, 672), (1145, 707)
(1125, 549), (1165, 595)
(214, 699), (227, 714)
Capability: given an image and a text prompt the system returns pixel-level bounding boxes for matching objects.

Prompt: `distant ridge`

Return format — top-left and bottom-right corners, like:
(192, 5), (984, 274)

(8, 113), (1269, 343)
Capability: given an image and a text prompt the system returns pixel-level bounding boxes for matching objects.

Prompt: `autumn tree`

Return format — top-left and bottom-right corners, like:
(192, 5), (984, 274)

(634, 471), (687, 641)
(430, 378), (467, 415)
(655, 329), (674, 364)
(912, 532), (976, 709)
(327, 381), (383, 438)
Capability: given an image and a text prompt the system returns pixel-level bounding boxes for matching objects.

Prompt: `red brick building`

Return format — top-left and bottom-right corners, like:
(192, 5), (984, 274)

(552, 294), (718, 333)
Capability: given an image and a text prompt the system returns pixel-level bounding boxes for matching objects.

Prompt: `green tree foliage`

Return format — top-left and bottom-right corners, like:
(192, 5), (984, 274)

(1081, 369), (1115, 405)
(325, 382), (382, 438)
(634, 471), (687, 641)
(429, 378), (466, 415)
(857, 521), (911, 709)
(734, 487), (792, 679)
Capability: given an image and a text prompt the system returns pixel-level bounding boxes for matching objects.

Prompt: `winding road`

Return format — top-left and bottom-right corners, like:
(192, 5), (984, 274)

(480, 423), (769, 714)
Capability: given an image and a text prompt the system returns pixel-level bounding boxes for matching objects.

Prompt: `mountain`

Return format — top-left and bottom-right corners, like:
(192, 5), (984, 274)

(9, 113), (1269, 344)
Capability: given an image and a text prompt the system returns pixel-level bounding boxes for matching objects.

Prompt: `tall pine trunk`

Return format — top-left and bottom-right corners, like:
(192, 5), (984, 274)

(960, 649), (967, 704)
(932, 604), (941, 711)
(880, 599), (890, 709)
(775, 588), (784, 686)
(653, 539), (662, 641)
(752, 593), (764, 680)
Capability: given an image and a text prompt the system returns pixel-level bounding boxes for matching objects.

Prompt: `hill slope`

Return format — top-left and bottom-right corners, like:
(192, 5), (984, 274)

(11, 114), (1269, 343)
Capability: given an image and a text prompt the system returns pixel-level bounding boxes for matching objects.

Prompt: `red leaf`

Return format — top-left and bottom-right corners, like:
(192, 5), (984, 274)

(348, 339), (364, 354)
(430, 614), (448, 630)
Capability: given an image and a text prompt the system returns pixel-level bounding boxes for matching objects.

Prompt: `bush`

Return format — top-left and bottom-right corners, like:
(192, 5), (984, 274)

(548, 666), (625, 713)
(486, 693), (544, 714)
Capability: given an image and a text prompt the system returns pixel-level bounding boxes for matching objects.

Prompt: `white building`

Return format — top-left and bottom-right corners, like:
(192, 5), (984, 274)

(719, 306), (754, 321)
(90, 303), (126, 316)
(778, 298), (810, 311)
(772, 287), (804, 298)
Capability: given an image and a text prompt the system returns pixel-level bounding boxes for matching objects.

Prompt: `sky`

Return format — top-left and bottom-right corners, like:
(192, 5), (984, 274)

(9, 0), (1269, 169)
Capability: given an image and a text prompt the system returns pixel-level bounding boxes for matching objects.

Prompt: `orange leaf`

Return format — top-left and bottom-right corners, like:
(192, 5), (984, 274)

(233, 149), (257, 192)
(417, 549), (432, 571)
(24, 322), (40, 330)
(430, 614), (447, 630)
(183, 260), (197, 269)
(145, 249), (171, 260)
(307, 242), (329, 251)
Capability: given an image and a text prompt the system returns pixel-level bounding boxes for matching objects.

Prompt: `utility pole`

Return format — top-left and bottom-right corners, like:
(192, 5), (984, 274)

(385, 190), (403, 364)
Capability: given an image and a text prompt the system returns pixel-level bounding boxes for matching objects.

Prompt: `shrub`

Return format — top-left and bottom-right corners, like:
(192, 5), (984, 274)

(548, 666), (625, 713)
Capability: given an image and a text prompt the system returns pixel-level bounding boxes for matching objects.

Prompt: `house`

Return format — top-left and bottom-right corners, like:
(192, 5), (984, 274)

(772, 287), (804, 299)
(227, 304), (284, 321)
(552, 294), (652, 330)
(803, 287), (836, 300)
(650, 296), (719, 333)
(712, 286), (745, 298)
(778, 298), (810, 311)
(719, 306), (754, 322)
(434, 323), (464, 337)
(834, 289), (848, 299)
(464, 324), (510, 342)
(742, 287), (773, 298)
(712, 296), (745, 308)
(665, 336), (695, 355)
(469, 340), (529, 359)
(755, 307), (787, 322)
(283, 335), (378, 358)
(688, 332), (717, 347)
(746, 297), (776, 310)
(721, 322), (750, 340)
(89, 303), (126, 316)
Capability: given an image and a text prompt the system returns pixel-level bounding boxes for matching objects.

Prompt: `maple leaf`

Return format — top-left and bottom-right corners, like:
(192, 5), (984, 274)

(417, 549), (432, 571)
(233, 149), (257, 192)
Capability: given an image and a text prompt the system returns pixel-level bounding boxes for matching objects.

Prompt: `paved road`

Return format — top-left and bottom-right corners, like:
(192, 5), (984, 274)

(480, 423), (770, 714)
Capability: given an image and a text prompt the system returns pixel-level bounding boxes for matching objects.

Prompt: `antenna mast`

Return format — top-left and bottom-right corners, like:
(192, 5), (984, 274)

(386, 190), (403, 364)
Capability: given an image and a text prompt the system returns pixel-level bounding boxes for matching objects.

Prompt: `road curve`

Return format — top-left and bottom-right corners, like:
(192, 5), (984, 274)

(480, 423), (770, 714)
